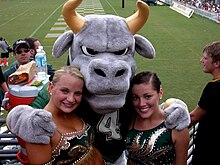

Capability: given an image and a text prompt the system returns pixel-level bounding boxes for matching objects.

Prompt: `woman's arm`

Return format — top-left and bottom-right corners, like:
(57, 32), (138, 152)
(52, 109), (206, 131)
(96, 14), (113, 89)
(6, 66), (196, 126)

(25, 130), (60, 165)
(25, 142), (52, 165)
(172, 128), (190, 165)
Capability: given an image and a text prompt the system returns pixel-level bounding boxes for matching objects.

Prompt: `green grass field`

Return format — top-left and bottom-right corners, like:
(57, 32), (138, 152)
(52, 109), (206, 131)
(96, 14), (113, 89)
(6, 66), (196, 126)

(1, 0), (220, 112)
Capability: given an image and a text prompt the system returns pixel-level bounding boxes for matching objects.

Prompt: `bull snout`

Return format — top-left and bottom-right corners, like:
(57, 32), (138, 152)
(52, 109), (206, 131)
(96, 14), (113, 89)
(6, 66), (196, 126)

(81, 58), (134, 114)
(86, 58), (132, 94)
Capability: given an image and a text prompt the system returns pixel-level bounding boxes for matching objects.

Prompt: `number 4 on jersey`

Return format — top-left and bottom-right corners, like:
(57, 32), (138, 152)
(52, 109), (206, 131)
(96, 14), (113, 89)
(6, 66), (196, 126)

(97, 111), (122, 140)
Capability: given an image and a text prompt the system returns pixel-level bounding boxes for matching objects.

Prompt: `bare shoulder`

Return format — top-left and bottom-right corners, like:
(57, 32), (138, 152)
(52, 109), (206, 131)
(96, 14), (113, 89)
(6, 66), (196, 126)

(172, 128), (190, 142)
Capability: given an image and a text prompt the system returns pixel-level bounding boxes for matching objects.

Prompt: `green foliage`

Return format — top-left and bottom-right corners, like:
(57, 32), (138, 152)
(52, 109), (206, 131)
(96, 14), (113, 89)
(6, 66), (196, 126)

(1, 0), (219, 113)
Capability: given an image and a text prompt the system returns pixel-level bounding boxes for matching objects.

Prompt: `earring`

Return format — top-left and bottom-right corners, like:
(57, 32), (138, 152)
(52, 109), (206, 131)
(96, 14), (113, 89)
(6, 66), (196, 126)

(49, 92), (52, 96)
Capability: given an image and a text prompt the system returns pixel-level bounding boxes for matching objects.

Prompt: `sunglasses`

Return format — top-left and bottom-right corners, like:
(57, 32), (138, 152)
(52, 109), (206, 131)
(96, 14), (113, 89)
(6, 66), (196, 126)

(15, 49), (30, 54)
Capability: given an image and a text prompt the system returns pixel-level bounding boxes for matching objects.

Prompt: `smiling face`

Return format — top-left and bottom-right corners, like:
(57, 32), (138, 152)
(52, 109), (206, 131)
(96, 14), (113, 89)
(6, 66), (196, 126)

(49, 74), (84, 113)
(131, 83), (163, 119)
(47, 66), (84, 114)
(200, 52), (216, 74)
(129, 71), (163, 120)
(200, 41), (220, 77)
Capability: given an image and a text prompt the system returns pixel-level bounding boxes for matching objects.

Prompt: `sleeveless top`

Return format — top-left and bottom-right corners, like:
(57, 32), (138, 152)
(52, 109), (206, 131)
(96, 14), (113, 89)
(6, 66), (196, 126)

(126, 122), (175, 165)
(50, 121), (102, 165)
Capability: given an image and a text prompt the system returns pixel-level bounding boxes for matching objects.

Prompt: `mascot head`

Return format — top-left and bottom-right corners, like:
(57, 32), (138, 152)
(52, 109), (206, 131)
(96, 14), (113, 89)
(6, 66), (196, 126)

(52, 0), (155, 114)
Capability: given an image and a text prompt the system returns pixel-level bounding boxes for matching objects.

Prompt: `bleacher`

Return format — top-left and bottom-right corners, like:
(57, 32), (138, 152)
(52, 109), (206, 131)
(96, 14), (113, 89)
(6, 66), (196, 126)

(0, 117), (21, 164)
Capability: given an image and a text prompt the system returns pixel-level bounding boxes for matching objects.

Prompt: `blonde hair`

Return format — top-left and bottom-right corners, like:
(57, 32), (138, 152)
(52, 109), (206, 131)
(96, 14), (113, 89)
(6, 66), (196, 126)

(52, 66), (84, 85)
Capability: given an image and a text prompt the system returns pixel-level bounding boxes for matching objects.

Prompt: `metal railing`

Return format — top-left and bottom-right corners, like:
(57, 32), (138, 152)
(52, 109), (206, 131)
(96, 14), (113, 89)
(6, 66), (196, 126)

(187, 123), (198, 165)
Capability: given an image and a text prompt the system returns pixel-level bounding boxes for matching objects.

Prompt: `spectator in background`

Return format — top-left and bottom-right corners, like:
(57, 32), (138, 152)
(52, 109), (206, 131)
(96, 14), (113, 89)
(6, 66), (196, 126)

(3, 39), (32, 83)
(0, 39), (33, 106)
(9, 37), (55, 76)
(125, 71), (190, 165)
(189, 41), (220, 165)
(24, 37), (55, 75)
(0, 38), (55, 110)
(0, 37), (12, 66)
(0, 66), (9, 132)
(24, 37), (41, 60)
(9, 37), (55, 75)
(0, 66), (9, 109)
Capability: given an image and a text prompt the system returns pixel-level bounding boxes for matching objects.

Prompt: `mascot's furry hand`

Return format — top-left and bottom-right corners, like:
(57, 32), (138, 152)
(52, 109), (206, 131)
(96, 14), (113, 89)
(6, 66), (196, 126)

(162, 98), (190, 130)
(6, 105), (56, 144)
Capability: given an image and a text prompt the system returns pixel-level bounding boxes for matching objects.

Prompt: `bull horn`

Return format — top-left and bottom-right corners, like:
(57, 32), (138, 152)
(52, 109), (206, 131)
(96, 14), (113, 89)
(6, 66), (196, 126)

(62, 0), (85, 34)
(126, 0), (149, 35)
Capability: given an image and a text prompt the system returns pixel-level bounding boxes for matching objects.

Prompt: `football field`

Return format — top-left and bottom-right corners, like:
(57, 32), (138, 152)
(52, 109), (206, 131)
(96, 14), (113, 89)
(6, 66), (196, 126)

(1, 0), (220, 111)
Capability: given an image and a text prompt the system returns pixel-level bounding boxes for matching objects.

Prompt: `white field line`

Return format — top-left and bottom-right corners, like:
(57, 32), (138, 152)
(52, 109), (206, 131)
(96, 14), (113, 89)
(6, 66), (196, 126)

(0, 9), (30, 28)
(29, 3), (64, 37)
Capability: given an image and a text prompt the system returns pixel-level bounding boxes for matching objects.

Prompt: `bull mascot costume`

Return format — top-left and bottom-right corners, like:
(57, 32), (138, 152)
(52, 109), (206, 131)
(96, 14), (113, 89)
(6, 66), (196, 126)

(6, 0), (190, 164)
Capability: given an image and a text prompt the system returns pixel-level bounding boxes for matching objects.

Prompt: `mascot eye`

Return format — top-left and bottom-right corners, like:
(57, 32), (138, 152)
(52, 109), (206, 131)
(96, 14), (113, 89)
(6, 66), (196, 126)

(81, 46), (99, 56)
(114, 48), (128, 55)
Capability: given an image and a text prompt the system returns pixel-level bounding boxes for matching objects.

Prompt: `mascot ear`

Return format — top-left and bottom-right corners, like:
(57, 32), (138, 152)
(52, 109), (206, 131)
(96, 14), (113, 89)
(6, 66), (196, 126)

(134, 34), (155, 59)
(52, 31), (74, 58)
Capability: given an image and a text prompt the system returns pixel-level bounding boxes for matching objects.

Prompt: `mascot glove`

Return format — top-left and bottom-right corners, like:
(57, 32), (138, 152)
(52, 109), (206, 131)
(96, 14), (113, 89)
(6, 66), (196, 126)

(6, 105), (56, 144)
(163, 99), (191, 131)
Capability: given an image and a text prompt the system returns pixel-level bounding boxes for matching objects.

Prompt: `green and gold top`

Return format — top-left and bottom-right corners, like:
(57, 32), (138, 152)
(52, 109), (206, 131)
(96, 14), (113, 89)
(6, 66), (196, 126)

(126, 122), (175, 165)
(51, 121), (103, 165)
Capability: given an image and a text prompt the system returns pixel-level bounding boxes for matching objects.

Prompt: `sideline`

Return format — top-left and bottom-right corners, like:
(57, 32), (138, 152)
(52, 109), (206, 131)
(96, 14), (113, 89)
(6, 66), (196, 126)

(170, 1), (194, 18)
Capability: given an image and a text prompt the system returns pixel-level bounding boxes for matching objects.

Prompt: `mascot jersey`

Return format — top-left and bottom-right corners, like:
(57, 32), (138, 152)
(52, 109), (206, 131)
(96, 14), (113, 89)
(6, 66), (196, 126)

(76, 100), (130, 163)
